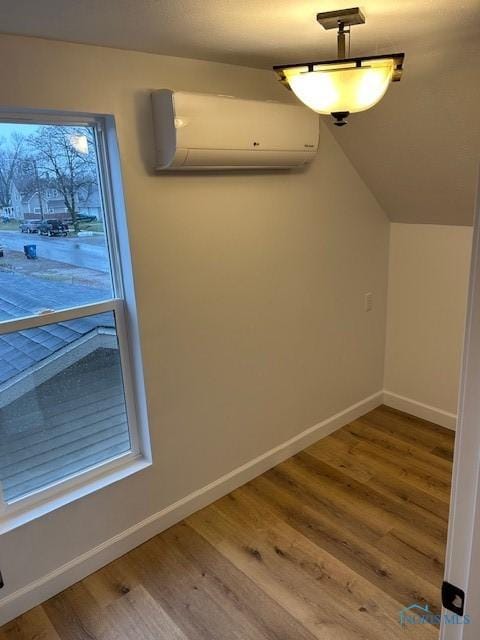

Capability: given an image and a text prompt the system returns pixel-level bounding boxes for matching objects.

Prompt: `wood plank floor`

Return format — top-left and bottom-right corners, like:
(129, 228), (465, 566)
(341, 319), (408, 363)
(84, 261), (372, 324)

(0, 405), (454, 640)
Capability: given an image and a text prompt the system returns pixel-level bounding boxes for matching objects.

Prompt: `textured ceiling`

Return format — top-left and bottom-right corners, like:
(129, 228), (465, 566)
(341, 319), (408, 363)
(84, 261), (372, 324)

(0, 0), (479, 224)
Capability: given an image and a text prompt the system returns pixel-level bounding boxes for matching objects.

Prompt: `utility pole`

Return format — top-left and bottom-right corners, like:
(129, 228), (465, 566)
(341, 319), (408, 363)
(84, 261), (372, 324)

(21, 159), (45, 222)
(32, 159), (44, 221)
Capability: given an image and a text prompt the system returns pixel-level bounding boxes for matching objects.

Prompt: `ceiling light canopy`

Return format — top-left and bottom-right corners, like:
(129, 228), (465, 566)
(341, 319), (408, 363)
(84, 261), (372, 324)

(273, 8), (404, 126)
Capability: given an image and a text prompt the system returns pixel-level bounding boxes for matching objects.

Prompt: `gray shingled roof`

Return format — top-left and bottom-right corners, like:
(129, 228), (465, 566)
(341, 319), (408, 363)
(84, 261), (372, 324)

(0, 271), (113, 385)
(0, 348), (129, 501)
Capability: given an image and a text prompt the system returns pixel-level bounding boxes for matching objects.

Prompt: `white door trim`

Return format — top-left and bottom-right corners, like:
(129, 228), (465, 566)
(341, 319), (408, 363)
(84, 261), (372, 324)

(442, 172), (480, 640)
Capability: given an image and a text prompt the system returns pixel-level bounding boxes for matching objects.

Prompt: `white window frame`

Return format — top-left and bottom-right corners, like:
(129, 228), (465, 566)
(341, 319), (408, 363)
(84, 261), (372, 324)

(0, 110), (151, 534)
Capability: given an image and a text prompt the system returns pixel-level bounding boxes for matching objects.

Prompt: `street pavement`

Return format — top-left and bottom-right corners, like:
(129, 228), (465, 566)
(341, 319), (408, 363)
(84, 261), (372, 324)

(0, 230), (110, 273)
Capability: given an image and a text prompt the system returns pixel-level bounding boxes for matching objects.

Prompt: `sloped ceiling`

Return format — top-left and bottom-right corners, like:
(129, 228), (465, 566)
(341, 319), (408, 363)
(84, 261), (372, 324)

(0, 0), (479, 224)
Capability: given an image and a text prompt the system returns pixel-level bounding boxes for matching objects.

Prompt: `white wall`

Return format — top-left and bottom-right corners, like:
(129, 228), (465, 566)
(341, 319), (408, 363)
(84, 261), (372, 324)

(0, 35), (390, 615)
(384, 223), (473, 427)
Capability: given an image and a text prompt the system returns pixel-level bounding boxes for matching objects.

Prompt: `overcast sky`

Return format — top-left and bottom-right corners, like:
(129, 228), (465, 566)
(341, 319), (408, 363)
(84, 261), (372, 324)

(0, 123), (40, 139)
(0, 122), (38, 138)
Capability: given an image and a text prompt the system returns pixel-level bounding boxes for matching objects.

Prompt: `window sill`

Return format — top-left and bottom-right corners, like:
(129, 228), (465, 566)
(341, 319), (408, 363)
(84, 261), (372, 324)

(0, 453), (152, 535)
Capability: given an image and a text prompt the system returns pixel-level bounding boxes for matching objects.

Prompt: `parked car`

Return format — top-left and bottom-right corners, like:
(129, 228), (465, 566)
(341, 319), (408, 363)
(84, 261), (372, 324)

(20, 220), (42, 234)
(39, 219), (68, 237)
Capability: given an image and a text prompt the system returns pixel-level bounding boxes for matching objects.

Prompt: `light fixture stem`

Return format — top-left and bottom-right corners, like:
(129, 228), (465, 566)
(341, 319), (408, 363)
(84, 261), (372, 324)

(337, 21), (346, 59)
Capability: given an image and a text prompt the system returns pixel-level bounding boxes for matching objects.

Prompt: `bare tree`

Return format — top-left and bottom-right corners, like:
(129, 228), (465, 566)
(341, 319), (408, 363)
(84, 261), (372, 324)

(0, 132), (25, 210)
(28, 126), (96, 231)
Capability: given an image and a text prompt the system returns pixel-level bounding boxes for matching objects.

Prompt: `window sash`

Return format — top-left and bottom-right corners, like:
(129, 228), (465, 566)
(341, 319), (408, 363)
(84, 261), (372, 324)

(0, 300), (141, 512)
(0, 114), (123, 303)
(0, 299), (122, 334)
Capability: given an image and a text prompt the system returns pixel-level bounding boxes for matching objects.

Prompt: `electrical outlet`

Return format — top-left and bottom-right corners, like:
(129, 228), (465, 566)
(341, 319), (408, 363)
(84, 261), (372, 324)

(364, 292), (373, 312)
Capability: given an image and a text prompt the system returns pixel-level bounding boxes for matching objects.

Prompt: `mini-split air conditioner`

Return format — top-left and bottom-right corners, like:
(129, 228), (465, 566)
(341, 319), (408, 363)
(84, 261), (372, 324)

(151, 89), (319, 170)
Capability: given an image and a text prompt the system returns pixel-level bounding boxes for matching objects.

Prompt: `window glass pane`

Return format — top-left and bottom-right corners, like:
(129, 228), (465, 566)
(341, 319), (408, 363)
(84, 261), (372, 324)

(0, 122), (113, 321)
(0, 311), (131, 502)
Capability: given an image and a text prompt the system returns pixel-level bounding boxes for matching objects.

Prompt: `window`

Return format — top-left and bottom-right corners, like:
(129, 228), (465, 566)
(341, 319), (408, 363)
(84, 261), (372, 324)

(0, 115), (150, 529)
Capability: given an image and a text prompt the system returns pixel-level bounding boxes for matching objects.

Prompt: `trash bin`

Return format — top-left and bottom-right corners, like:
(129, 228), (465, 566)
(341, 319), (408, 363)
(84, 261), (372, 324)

(24, 244), (37, 259)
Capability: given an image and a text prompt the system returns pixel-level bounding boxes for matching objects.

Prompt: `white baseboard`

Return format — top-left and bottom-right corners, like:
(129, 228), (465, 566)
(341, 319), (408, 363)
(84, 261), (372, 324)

(383, 390), (457, 431)
(0, 390), (382, 625)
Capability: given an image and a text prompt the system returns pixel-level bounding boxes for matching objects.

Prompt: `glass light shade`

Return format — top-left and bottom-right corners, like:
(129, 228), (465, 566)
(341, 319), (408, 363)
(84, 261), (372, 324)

(284, 58), (394, 114)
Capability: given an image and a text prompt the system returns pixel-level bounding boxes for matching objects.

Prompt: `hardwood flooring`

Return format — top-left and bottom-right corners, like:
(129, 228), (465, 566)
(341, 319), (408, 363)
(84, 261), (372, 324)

(0, 405), (454, 639)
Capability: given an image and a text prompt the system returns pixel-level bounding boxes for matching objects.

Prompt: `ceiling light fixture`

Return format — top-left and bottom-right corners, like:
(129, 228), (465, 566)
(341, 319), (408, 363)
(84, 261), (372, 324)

(273, 8), (404, 126)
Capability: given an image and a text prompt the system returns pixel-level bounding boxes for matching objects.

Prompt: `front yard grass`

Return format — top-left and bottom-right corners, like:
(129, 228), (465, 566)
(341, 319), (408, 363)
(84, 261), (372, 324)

(77, 221), (104, 233)
(0, 220), (21, 231)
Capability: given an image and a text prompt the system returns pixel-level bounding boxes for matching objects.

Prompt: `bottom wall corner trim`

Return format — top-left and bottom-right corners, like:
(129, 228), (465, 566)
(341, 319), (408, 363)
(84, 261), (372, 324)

(382, 390), (457, 431)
